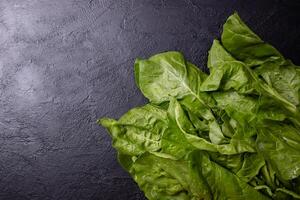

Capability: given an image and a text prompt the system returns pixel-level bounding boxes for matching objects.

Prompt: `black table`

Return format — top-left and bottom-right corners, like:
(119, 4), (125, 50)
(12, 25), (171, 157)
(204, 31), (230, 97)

(0, 0), (299, 199)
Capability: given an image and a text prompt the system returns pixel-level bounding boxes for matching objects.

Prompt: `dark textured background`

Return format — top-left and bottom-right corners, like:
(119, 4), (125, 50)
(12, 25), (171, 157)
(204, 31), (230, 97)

(0, 0), (300, 199)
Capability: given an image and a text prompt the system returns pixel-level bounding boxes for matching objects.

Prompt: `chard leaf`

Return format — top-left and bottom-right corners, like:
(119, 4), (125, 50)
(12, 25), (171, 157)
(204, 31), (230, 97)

(256, 123), (300, 180)
(99, 104), (168, 157)
(201, 40), (253, 93)
(130, 152), (212, 200)
(195, 151), (270, 200)
(255, 62), (300, 106)
(221, 12), (284, 67)
(134, 52), (210, 105)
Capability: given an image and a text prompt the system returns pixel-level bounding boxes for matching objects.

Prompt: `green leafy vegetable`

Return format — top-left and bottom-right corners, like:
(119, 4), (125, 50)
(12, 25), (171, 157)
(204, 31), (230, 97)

(221, 12), (284, 67)
(99, 13), (300, 200)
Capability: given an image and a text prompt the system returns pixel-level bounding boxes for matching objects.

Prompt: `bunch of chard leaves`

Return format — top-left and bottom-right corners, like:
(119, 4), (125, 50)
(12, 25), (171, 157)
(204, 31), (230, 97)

(99, 13), (300, 200)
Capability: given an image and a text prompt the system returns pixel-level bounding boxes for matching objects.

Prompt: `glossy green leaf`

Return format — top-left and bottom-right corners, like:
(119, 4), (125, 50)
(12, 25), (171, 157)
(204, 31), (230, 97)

(221, 12), (284, 67)
(134, 52), (210, 105)
(195, 151), (270, 200)
(99, 104), (168, 156)
(130, 152), (212, 200)
(256, 123), (300, 180)
(201, 40), (253, 93)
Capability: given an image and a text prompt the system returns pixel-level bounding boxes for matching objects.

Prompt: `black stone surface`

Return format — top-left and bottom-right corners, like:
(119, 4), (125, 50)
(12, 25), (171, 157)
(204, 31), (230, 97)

(0, 0), (299, 199)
